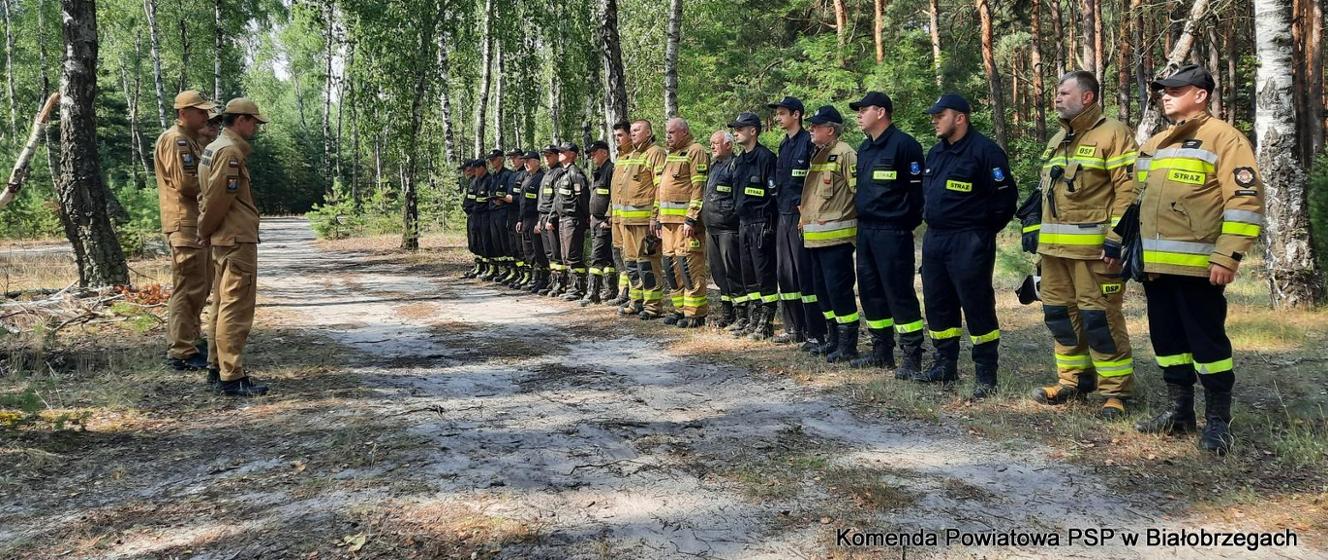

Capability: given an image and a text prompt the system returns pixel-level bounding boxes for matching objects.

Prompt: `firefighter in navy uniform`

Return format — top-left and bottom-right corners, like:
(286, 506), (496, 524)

(918, 94), (1018, 400)
(847, 91), (927, 378)
(729, 112), (780, 339)
(471, 160), (497, 279)
(767, 96), (827, 348)
(461, 161), (484, 278)
(536, 145), (566, 296)
(555, 143), (592, 301)
(1026, 71), (1139, 418)
(702, 130), (741, 328)
(583, 140), (616, 305)
(518, 151), (549, 292)
(485, 149), (515, 284)
(1132, 65), (1263, 455)
(800, 105), (861, 363)
(505, 148), (529, 288)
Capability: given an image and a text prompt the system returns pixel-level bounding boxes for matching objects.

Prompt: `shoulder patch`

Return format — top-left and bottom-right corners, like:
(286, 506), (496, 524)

(909, 161), (922, 175)
(1182, 139), (1203, 149)
(226, 178), (240, 192)
(176, 139), (189, 147)
(828, 154), (839, 162)
(992, 167), (1007, 182)
(1234, 167), (1256, 187)
(228, 158), (239, 168)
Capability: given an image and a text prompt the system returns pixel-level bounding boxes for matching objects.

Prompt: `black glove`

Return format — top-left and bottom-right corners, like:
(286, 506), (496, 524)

(1021, 221), (1040, 254)
(1015, 188), (1043, 254)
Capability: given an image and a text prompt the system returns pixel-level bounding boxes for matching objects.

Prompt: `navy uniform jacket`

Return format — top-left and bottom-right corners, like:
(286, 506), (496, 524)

(505, 169), (525, 226)
(923, 129), (1018, 233)
(519, 169), (544, 222)
(461, 176), (476, 216)
(470, 173), (491, 216)
(590, 161), (614, 220)
(702, 154), (739, 231)
(774, 128), (813, 215)
(488, 167), (513, 211)
(732, 143), (778, 225)
(554, 163), (590, 220)
(855, 124), (925, 230)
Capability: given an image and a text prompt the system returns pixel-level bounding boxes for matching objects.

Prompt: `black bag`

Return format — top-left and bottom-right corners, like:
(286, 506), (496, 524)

(1015, 189), (1043, 254)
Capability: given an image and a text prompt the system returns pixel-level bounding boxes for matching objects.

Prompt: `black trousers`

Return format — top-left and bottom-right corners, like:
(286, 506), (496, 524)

(490, 213), (512, 261)
(521, 217), (547, 268)
(466, 214), (478, 256)
(739, 218), (778, 304)
(856, 226), (924, 342)
(1143, 274), (1235, 393)
(589, 217), (615, 276)
(540, 214), (561, 270)
(706, 227), (741, 304)
(558, 215), (588, 273)
(475, 212), (493, 259)
(776, 213), (826, 338)
(921, 229), (999, 366)
(809, 243), (857, 325)
(507, 214), (522, 263)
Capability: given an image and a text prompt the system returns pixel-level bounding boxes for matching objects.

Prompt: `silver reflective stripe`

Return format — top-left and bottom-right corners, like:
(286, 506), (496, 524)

(659, 201), (689, 209)
(622, 204), (652, 211)
(1152, 147), (1219, 164)
(1142, 238), (1216, 254)
(804, 219), (857, 232)
(1223, 209), (1264, 225)
(1134, 158), (1151, 170)
(1041, 223), (1106, 234)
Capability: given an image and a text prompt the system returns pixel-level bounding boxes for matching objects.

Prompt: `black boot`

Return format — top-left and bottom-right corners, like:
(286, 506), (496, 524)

(727, 302), (750, 333)
(736, 302), (760, 337)
(772, 330), (805, 345)
(1199, 390), (1234, 455)
(913, 358), (958, 384)
(548, 272), (567, 297)
(810, 324), (840, 357)
(538, 272), (556, 295)
(894, 335), (923, 380)
(712, 301), (736, 328)
(463, 260), (481, 279)
(971, 363), (998, 400)
(619, 300), (643, 316)
(748, 304), (774, 340)
(826, 323), (859, 363)
(601, 274), (618, 304)
(168, 353), (210, 371)
(799, 336), (823, 352)
(480, 263), (498, 281)
(214, 375), (270, 397)
(563, 273), (587, 301)
(849, 329), (895, 369)
(581, 275), (602, 306)
(663, 311), (683, 325)
(530, 270), (549, 293)
(1135, 383), (1198, 435)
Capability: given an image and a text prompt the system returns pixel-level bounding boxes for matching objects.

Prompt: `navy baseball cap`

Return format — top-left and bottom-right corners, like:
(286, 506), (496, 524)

(486, 149), (505, 160)
(506, 148), (525, 157)
(728, 111), (762, 130)
(557, 142), (580, 153)
(849, 91), (894, 113)
(1151, 64), (1216, 93)
(766, 96), (805, 115)
(523, 150), (540, 159)
(541, 144), (560, 154)
(587, 140), (610, 152)
(806, 105), (844, 125)
(926, 93), (972, 115)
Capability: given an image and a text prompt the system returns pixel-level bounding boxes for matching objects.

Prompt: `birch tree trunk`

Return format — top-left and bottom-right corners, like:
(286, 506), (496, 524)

(1134, 0), (1209, 144)
(213, 0), (223, 100)
(437, 30), (456, 164)
(322, 0), (334, 166)
(596, 0), (628, 130)
(472, 0), (494, 155)
(0, 94), (59, 210)
(1255, 0), (1323, 307)
(143, 0), (168, 127)
(929, 0), (943, 87)
(1, 0), (17, 137)
(57, 0), (130, 287)
(178, 10), (189, 91)
(663, 0), (682, 119)
(495, 42), (505, 150)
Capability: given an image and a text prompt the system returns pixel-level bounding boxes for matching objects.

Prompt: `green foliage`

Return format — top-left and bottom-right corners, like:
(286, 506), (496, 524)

(1308, 154), (1328, 271)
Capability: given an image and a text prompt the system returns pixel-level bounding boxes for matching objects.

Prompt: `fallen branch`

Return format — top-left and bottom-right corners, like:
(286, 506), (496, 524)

(1, 93), (60, 210)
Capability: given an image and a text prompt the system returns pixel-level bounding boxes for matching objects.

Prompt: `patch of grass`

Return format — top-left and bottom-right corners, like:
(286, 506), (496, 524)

(823, 465), (919, 511)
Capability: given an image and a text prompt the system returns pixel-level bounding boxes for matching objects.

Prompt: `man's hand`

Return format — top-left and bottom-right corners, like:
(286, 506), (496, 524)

(196, 236), (210, 248)
(681, 223), (695, 238)
(515, 222), (524, 234)
(599, 221), (611, 230)
(1100, 250), (1121, 270)
(1209, 262), (1237, 286)
(650, 218), (661, 237)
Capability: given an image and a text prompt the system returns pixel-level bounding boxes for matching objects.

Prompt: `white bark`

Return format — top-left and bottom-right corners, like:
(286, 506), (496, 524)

(1254, 0), (1323, 306)
(437, 30), (456, 164)
(473, 0), (494, 155)
(663, 0), (682, 119)
(143, 0), (168, 128)
(1135, 0), (1210, 144)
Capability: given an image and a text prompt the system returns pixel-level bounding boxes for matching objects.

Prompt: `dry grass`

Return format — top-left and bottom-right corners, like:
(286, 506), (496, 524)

(0, 242), (171, 294)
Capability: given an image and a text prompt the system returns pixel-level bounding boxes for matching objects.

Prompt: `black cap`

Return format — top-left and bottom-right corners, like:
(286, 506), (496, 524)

(541, 144), (560, 154)
(766, 96), (805, 115)
(524, 150), (540, 159)
(926, 93), (972, 115)
(849, 91), (893, 112)
(506, 148), (525, 157)
(1151, 64), (1215, 93)
(806, 105), (844, 125)
(727, 111), (762, 131)
(587, 140), (610, 153)
(557, 142), (580, 153)
(486, 149), (505, 159)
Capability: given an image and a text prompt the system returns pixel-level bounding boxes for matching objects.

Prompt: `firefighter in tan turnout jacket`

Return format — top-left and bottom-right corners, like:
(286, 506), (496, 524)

(616, 121), (668, 319)
(653, 118), (711, 326)
(1131, 65), (1263, 455)
(1025, 71), (1139, 418)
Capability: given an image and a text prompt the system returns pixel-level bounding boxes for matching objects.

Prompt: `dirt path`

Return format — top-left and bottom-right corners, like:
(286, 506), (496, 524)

(2, 217), (1316, 559)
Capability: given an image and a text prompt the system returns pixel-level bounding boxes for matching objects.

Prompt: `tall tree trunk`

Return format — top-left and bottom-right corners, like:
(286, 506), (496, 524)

(1134, 0), (1209, 143)
(1135, 0), (1151, 115)
(1206, 25), (1222, 118)
(663, 0), (682, 118)
(1223, 20), (1236, 123)
(1, 94), (59, 210)
(1092, 0), (1104, 85)
(321, 0), (333, 167)
(1032, 0), (1048, 141)
(873, 0), (885, 63)
(1309, 0), (1323, 156)
(57, 0), (129, 287)
(1116, 0), (1132, 124)
(143, 0), (167, 127)
(929, 0), (943, 87)
(119, 63), (143, 188)
(1255, 0), (1323, 307)
(1293, 0), (1324, 159)
(978, 0), (1008, 147)
(213, 0), (222, 100)
(473, 0), (493, 155)
(178, 7), (189, 91)
(1, 0), (17, 137)
(832, 0), (848, 55)
(1079, 0), (1096, 73)
(495, 42), (505, 150)
(1050, 0), (1066, 75)
(38, 0), (59, 181)
(596, 0), (628, 130)
(436, 30), (456, 164)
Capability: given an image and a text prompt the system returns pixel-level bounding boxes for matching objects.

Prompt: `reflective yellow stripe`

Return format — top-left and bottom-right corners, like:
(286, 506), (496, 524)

(588, 267), (603, 275)
(1071, 156), (1107, 170)
(1143, 250), (1209, 268)
(666, 155), (689, 162)
(760, 294), (778, 303)
(733, 294), (749, 303)
(1023, 224), (1041, 233)
(894, 320), (924, 334)
(809, 163), (836, 172)
(1105, 151), (1137, 170)
(1221, 222), (1261, 237)
(1041, 232), (1106, 245)
(691, 175), (706, 183)
(804, 227), (857, 241)
(1155, 353), (1193, 367)
(791, 169), (808, 177)
(822, 310), (835, 319)
(835, 312), (860, 324)
(779, 292), (801, 301)
(1056, 353), (1092, 368)
(594, 188), (610, 195)
(1194, 357), (1233, 374)
(930, 327), (962, 340)
(683, 296), (708, 307)
(865, 317), (894, 329)
(1151, 157), (1215, 175)
(1094, 358), (1135, 377)
(643, 289), (663, 300)
(801, 294), (818, 304)
(743, 187), (764, 196)
(970, 329), (1000, 344)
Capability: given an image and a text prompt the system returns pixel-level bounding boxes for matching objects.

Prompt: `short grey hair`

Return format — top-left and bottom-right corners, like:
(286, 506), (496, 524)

(667, 117), (690, 134)
(826, 122), (844, 137)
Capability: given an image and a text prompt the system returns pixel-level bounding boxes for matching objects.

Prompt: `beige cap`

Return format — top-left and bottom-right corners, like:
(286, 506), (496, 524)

(223, 97), (269, 124)
(173, 90), (218, 110)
